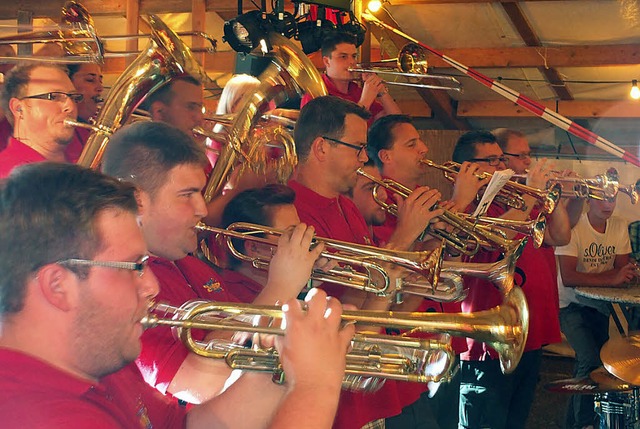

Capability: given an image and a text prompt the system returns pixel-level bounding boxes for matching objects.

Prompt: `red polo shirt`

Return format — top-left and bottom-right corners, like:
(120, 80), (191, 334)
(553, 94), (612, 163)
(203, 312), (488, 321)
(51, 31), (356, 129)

(137, 255), (240, 394)
(0, 117), (11, 152)
(0, 349), (186, 429)
(218, 268), (264, 303)
(300, 74), (384, 125)
(0, 130), (88, 178)
(289, 179), (425, 428)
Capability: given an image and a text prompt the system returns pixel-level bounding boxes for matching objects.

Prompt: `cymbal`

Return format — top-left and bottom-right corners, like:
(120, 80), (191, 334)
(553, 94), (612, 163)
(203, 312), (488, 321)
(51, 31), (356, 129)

(601, 333), (640, 385)
(544, 367), (634, 394)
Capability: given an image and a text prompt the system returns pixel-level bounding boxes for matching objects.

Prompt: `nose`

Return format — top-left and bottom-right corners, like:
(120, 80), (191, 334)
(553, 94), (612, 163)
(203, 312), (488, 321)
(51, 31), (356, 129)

(139, 266), (160, 300)
(417, 140), (429, 155)
(63, 95), (77, 114)
(358, 148), (369, 163)
(194, 193), (208, 219)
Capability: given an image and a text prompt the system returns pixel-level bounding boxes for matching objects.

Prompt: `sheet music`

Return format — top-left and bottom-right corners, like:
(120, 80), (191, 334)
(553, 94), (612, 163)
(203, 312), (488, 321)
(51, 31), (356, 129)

(471, 169), (515, 217)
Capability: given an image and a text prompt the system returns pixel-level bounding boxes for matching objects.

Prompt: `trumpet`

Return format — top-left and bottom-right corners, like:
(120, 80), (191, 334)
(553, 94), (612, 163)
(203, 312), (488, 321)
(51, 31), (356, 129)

(348, 43), (462, 92)
(142, 287), (528, 389)
(536, 168), (639, 204)
(196, 222), (444, 298)
(458, 212), (547, 249)
(419, 159), (562, 215)
(356, 168), (527, 257)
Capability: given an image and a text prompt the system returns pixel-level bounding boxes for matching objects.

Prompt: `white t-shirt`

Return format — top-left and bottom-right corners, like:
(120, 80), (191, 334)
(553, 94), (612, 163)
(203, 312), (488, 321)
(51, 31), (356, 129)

(555, 213), (631, 309)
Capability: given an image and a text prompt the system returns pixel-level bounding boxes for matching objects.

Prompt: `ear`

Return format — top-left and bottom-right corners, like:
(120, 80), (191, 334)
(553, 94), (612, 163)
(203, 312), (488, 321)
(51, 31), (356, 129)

(135, 188), (151, 218)
(378, 148), (392, 164)
(36, 264), (76, 312)
(148, 101), (165, 121)
(8, 97), (23, 120)
(322, 55), (331, 69)
(311, 136), (328, 162)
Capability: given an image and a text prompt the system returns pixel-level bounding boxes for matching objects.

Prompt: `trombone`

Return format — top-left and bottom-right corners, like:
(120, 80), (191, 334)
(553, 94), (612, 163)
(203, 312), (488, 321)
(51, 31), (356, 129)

(196, 222), (444, 298)
(141, 287), (528, 389)
(348, 43), (462, 92)
(356, 168), (527, 257)
(419, 159), (562, 215)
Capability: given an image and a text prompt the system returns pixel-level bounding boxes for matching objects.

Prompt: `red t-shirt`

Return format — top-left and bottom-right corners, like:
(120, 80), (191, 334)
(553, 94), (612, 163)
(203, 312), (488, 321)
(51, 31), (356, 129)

(460, 204), (561, 361)
(0, 117), (11, 152)
(288, 179), (424, 428)
(137, 255), (240, 394)
(0, 130), (88, 178)
(300, 74), (384, 126)
(0, 348), (186, 429)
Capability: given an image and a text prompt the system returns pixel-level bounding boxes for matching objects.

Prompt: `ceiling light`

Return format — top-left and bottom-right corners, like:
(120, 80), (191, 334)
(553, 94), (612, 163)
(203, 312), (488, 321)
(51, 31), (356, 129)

(367, 0), (383, 13)
(631, 80), (640, 100)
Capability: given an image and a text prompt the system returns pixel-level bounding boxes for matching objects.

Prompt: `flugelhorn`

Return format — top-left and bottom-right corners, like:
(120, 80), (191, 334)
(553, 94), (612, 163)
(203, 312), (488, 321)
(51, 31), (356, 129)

(142, 287), (528, 387)
(419, 159), (562, 215)
(196, 222), (443, 298)
(356, 168), (526, 257)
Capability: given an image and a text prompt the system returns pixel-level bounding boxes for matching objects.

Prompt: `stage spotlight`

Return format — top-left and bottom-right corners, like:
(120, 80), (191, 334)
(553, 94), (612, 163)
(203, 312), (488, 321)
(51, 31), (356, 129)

(269, 11), (298, 39)
(367, 0), (383, 12)
(296, 19), (336, 54)
(631, 80), (640, 100)
(223, 10), (271, 54)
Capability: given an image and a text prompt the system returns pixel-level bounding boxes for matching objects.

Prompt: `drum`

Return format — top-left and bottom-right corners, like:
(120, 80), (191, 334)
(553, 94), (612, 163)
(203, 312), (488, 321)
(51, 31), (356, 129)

(594, 388), (640, 429)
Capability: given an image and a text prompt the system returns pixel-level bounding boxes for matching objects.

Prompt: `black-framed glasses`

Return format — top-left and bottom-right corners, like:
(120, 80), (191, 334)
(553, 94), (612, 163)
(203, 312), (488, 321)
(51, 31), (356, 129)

(469, 156), (507, 167)
(503, 151), (532, 161)
(57, 255), (150, 277)
(322, 135), (368, 157)
(20, 91), (84, 104)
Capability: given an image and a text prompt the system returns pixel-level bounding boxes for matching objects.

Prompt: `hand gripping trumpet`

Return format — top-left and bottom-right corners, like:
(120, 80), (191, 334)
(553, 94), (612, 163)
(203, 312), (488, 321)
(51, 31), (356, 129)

(419, 159), (562, 215)
(141, 287), (529, 391)
(196, 222), (444, 298)
(355, 168), (529, 257)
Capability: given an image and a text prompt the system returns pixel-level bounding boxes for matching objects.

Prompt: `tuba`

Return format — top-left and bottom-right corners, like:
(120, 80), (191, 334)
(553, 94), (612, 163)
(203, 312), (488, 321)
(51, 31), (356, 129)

(203, 32), (327, 202)
(77, 14), (215, 168)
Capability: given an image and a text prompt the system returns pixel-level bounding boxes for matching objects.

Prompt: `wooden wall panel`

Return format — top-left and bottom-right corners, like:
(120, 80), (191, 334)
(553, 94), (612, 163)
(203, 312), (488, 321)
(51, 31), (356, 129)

(418, 129), (464, 200)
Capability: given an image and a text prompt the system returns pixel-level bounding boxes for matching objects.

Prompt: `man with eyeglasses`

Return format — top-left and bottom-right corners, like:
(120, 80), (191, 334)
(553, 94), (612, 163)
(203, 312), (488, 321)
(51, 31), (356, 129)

(0, 62), (86, 177)
(289, 95), (439, 429)
(0, 161), (352, 429)
(451, 130), (571, 429)
(300, 32), (401, 125)
(102, 121), (328, 411)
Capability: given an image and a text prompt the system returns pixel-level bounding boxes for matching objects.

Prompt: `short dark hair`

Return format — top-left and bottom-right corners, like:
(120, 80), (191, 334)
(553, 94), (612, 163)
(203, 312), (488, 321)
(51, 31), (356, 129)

(367, 114), (414, 169)
(221, 184), (296, 268)
(294, 95), (370, 161)
(452, 130), (497, 164)
(321, 32), (357, 57)
(140, 76), (202, 111)
(0, 162), (137, 314)
(102, 121), (209, 196)
(492, 128), (525, 152)
(1, 62), (68, 126)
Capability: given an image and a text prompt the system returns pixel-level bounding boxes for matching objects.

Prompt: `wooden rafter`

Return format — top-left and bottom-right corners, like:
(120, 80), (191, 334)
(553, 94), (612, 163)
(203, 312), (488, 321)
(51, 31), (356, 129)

(500, 1), (573, 100)
(458, 100), (640, 118)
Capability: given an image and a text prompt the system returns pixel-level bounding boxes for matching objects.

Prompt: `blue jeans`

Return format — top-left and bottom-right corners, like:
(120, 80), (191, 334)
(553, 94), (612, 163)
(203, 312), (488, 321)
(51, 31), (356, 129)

(458, 350), (542, 429)
(559, 303), (609, 429)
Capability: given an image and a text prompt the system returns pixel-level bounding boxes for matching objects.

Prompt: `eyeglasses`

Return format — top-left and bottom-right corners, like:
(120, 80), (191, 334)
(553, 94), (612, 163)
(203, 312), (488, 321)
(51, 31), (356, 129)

(469, 156), (507, 166)
(322, 136), (368, 157)
(20, 91), (84, 103)
(503, 151), (532, 161)
(57, 255), (150, 277)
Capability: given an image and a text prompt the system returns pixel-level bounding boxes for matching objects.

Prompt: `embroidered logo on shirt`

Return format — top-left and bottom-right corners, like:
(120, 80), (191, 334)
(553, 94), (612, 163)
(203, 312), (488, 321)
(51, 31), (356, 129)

(203, 278), (223, 293)
(137, 398), (153, 429)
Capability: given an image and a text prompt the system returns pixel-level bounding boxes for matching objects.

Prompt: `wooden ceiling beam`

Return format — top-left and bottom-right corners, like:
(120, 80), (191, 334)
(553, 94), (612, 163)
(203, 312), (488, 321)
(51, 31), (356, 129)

(0, 0), (240, 19)
(419, 45), (640, 68)
(458, 100), (640, 118)
(389, 0), (579, 4)
(500, 1), (573, 100)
